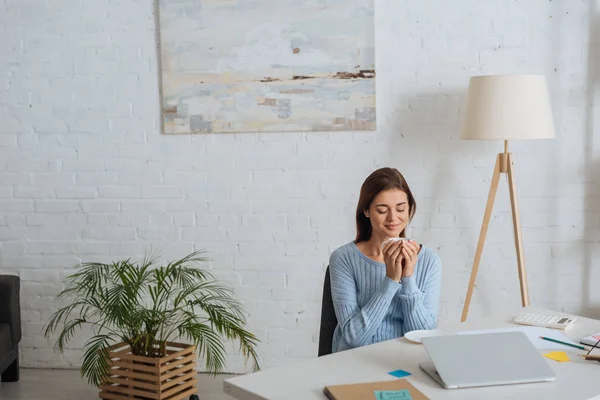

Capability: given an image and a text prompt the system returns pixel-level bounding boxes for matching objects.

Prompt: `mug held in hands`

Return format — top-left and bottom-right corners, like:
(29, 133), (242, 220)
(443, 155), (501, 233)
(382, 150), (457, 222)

(381, 237), (412, 249)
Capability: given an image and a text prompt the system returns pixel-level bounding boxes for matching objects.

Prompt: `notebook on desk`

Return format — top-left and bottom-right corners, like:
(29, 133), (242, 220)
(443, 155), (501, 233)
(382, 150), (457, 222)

(580, 332), (600, 348)
(323, 379), (429, 400)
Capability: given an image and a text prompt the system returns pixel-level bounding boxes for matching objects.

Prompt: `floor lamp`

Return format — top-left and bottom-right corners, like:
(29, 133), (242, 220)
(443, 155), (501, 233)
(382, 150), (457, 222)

(460, 75), (555, 322)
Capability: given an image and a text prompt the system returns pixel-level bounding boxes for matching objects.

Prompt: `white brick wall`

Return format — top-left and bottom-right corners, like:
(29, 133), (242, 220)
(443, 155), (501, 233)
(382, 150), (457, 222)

(1, 0), (599, 373)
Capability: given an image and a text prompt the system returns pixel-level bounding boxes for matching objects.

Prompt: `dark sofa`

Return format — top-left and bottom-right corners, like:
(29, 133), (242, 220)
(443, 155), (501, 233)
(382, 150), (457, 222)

(0, 275), (21, 382)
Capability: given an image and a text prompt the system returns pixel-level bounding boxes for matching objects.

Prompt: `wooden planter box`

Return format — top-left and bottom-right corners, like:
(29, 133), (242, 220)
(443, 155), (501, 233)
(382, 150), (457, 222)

(99, 341), (198, 400)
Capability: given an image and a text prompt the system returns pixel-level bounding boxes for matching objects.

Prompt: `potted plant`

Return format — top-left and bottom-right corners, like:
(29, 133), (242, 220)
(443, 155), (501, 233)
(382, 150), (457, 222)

(44, 250), (259, 400)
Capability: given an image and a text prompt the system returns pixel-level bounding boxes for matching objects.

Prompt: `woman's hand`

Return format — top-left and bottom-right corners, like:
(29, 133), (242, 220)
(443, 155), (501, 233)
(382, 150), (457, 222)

(383, 240), (404, 282)
(401, 240), (420, 277)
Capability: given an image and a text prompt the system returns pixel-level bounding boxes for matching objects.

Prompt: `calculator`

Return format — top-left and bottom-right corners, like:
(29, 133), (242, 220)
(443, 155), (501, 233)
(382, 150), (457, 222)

(513, 312), (576, 330)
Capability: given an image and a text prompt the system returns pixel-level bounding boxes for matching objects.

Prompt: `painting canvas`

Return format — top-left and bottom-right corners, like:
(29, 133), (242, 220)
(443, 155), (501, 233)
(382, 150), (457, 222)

(157, 0), (376, 134)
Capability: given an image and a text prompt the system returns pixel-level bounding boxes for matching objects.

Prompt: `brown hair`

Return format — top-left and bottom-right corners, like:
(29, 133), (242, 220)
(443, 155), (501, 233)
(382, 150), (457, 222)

(355, 168), (416, 243)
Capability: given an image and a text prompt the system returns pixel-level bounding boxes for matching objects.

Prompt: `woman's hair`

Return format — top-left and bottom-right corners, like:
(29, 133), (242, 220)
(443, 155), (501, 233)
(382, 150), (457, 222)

(355, 167), (416, 243)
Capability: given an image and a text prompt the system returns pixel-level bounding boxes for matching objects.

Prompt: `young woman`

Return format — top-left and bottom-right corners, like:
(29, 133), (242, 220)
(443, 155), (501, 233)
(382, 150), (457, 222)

(329, 167), (442, 352)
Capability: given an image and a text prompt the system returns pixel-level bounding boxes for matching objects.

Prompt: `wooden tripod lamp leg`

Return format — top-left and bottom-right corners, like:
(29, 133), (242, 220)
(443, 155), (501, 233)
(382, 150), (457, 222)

(461, 155), (502, 322)
(507, 153), (529, 307)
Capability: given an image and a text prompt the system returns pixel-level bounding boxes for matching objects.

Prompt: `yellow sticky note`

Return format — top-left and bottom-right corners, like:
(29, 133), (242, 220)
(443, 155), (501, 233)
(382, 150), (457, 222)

(543, 351), (570, 362)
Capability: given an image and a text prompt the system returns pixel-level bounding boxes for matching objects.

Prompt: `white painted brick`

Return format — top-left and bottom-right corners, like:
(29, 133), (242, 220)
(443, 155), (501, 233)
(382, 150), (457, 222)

(119, 172), (163, 185)
(173, 213), (195, 226)
(252, 200), (298, 214)
(164, 200), (208, 213)
(0, 133), (17, 146)
(81, 200), (121, 213)
(137, 227), (180, 241)
(286, 271), (324, 290)
(234, 258), (274, 271)
(128, 214), (151, 227)
(208, 201), (252, 214)
(106, 103), (134, 118)
(242, 214), (287, 229)
(0, 228), (27, 240)
(195, 214), (218, 227)
(0, 187), (13, 198)
(4, 214), (26, 227)
(87, 214), (130, 226)
(5, 160), (61, 173)
(0, 200), (34, 212)
(35, 200), (80, 213)
(149, 213), (175, 226)
(117, 143), (158, 158)
(82, 227), (136, 240)
(191, 153), (235, 170)
(19, 269), (61, 283)
(163, 171), (206, 186)
(429, 214), (455, 228)
(142, 186), (185, 199)
(228, 229), (273, 243)
(55, 186), (98, 199)
(66, 214), (87, 226)
(208, 171), (252, 186)
(241, 271), (287, 287)
(237, 242), (285, 257)
(275, 229), (318, 243)
(33, 174), (76, 187)
(26, 214), (66, 226)
(99, 185), (142, 198)
(212, 271), (242, 286)
(2, 240), (26, 254)
(104, 158), (150, 172)
(76, 172), (119, 185)
(181, 228), (227, 242)
(285, 242), (326, 257)
(215, 214), (240, 230)
(251, 170), (289, 186)
(27, 242), (72, 256)
(62, 158), (105, 172)
(0, 174), (31, 185)
(186, 186), (229, 200)
(267, 328), (316, 345)
(235, 286), (272, 302)
(29, 227), (79, 241)
(73, 242), (112, 255)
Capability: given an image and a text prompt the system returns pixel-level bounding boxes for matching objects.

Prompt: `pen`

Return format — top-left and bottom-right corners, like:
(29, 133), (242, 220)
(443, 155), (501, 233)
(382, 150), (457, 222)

(586, 338), (600, 355)
(539, 336), (586, 350)
(579, 354), (600, 362)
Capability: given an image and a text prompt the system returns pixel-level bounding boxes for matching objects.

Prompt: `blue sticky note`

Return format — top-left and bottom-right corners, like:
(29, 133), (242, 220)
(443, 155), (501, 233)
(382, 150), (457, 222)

(374, 389), (413, 400)
(387, 369), (411, 378)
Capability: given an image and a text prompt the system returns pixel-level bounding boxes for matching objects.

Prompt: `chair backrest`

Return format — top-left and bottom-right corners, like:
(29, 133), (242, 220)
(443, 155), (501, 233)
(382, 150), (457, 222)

(0, 275), (21, 345)
(318, 266), (338, 357)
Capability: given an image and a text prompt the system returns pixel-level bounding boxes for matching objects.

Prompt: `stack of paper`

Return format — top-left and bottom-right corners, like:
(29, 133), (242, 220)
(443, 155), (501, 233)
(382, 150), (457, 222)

(580, 332), (600, 347)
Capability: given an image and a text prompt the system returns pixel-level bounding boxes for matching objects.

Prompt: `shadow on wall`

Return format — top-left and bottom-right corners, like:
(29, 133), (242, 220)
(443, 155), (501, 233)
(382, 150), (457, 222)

(384, 90), (466, 230)
(382, 90), (489, 317)
(583, 1), (600, 319)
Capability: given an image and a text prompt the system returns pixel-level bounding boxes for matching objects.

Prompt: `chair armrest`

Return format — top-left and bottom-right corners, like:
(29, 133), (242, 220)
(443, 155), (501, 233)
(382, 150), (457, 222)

(0, 275), (21, 345)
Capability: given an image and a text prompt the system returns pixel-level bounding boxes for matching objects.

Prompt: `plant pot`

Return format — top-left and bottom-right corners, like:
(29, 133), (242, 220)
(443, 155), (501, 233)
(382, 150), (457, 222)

(99, 341), (198, 400)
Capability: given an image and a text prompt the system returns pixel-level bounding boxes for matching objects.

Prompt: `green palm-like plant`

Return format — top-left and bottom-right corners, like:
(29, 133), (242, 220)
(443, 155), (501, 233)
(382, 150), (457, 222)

(44, 250), (259, 386)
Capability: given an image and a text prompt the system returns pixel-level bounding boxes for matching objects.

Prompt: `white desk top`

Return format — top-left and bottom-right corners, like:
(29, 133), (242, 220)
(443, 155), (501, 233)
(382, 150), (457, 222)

(224, 307), (600, 400)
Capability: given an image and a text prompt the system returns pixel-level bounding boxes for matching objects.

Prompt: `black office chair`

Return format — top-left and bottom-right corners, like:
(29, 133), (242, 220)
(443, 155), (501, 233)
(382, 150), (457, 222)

(318, 266), (338, 357)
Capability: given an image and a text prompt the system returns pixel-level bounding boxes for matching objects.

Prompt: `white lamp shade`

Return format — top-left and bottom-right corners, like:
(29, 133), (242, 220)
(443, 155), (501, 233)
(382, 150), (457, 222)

(461, 75), (556, 140)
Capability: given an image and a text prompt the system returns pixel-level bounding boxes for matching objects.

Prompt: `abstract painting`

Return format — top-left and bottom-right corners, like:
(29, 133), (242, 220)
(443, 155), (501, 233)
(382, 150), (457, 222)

(157, 0), (376, 134)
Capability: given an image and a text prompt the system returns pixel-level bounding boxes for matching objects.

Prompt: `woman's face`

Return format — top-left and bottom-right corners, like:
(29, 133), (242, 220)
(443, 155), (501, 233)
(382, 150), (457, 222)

(365, 189), (409, 239)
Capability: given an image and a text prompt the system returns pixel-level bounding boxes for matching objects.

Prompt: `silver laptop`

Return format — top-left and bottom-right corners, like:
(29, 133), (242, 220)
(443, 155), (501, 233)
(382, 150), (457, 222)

(419, 331), (556, 389)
